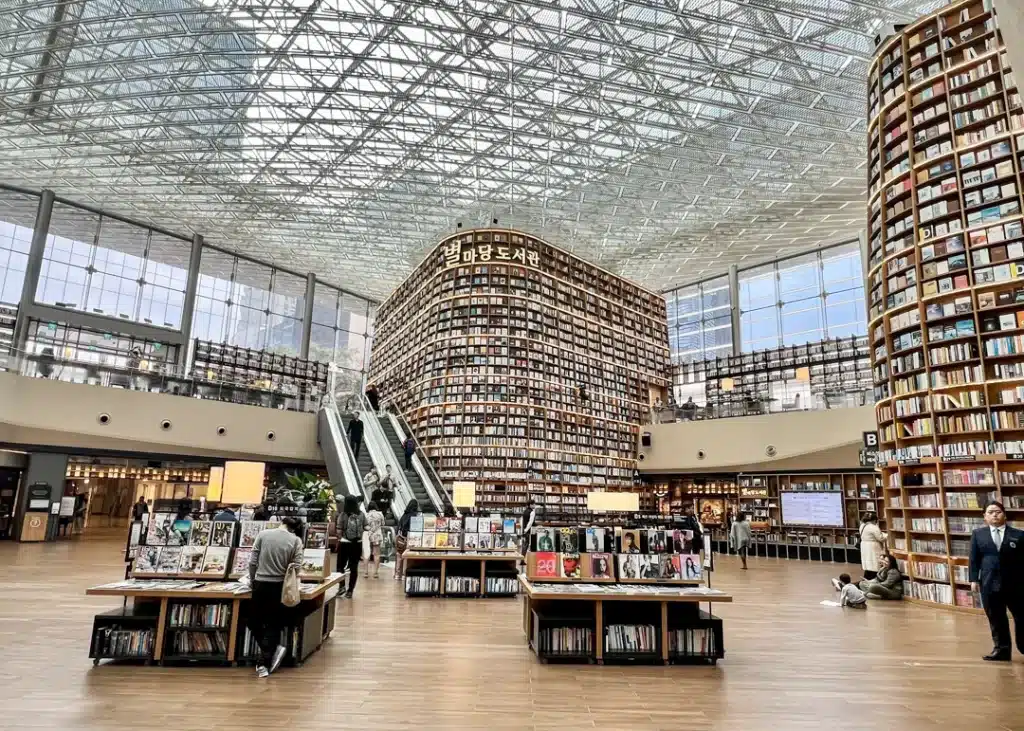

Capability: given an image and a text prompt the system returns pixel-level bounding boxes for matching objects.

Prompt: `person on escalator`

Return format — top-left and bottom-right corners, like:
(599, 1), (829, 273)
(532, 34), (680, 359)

(365, 383), (380, 413)
(347, 414), (364, 459)
(373, 465), (395, 517)
(403, 436), (416, 471)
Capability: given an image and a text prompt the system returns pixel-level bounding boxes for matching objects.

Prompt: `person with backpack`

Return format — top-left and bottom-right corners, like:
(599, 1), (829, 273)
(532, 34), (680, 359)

(403, 436), (416, 471)
(336, 495), (366, 598)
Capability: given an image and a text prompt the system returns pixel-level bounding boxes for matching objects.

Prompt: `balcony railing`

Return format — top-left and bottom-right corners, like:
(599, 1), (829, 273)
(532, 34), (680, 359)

(0, 345), (324, 413)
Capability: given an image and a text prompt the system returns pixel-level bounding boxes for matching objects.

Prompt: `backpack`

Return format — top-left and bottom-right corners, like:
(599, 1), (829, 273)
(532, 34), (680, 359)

(344, 514), (362, 541)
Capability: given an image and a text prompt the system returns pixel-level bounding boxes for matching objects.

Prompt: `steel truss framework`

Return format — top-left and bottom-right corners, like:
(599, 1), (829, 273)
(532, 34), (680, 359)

(0, 0), (944, 300)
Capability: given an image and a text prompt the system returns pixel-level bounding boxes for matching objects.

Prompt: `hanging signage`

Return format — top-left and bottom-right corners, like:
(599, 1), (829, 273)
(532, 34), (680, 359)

(452, 481), (477, 508)
(442, 240), (541, 268)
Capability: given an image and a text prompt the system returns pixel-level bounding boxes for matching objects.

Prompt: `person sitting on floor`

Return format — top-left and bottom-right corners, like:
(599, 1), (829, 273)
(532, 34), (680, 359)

(830, 573), (867, 608)
(859, 554), (903, 600)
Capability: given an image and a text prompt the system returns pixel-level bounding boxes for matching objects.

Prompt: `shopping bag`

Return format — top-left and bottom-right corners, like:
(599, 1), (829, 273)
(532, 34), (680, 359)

(281, 564), (301, 607)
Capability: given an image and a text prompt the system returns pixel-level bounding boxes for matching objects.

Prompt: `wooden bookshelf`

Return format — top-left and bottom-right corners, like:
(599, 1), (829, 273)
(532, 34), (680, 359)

(867, 0), (1023, 611)
(369, 229), (670, 509)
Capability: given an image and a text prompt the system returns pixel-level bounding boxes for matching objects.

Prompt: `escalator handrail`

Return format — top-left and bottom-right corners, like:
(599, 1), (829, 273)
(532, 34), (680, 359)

(355, 393), (415, 520)
(385, 411), (445, 515)
(322, 396), (364, 505)
(385, 407), (452, 513)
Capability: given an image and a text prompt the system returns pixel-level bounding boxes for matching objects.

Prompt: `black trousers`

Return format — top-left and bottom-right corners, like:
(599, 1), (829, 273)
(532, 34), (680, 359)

(338, 540), (362, 594)
(404, 452), (413, 470)
(248, 580), (285, 665)
(349, 435), (362, 459)
(983, 589), (1024, 654)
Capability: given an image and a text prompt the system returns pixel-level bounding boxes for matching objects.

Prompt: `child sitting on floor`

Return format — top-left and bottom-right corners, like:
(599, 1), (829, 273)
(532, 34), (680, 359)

(831, 573), (867, 608)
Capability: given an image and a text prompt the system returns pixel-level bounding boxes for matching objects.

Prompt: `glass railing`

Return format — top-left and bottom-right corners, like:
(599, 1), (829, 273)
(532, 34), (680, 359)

(0, 345), (324, 413)
(649, 385), (873, 423)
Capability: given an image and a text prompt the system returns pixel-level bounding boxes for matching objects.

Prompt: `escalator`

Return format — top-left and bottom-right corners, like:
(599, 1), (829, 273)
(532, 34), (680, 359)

(315, 404), (363, 504)
(377, 415), (435, 513)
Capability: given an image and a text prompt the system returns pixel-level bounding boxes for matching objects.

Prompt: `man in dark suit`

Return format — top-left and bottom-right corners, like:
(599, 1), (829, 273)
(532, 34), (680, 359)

(347, 414), (364, 459)
(970, 500), (1024, 661)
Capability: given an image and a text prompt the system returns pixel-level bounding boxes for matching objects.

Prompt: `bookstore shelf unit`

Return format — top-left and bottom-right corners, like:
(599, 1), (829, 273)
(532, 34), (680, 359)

(652, 470), (880, 564)
(368, 229), (670, 512)
(867, 0), (1023, 611)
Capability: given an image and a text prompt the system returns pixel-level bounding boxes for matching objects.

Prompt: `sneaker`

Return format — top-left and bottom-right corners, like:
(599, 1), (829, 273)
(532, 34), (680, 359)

(270, 645), (287, 674)
(256, 665), (270, 679)
(830, 578), (842, 591)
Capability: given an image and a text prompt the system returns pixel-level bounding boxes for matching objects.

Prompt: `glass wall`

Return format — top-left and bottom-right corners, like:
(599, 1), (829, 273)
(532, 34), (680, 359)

(310, 282), (374, 392)
(0, 190), (37, 305)
(666, 274), (733, 364)
(738, 239), (865, 352)
(192, 249), (306, 356)
(35, 201), (192, 329)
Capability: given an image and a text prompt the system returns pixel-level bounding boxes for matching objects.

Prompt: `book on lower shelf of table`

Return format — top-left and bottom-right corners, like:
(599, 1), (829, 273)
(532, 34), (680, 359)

(168, 602), (231, 629)
(444, 575), (480, 594)
(94, 627), (155, 658)
(405, 575), (441, 595)
(605, 624), (657, 654)
(668, 627), (717, 658)
(485, 576), (519, 595)
(536, 626), (594, 656)
(167, 629), (228, 656)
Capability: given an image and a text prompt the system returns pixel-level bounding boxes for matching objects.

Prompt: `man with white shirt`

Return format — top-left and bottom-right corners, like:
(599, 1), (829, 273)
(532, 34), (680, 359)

(970, 500), (1024, 661)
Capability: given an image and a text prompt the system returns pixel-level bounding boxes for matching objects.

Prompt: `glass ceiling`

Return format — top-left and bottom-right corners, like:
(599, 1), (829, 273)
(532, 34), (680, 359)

(0, 0), (944, 300)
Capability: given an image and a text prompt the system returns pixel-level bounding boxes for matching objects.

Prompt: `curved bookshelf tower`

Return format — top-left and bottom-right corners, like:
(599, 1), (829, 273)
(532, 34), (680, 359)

(868, 0), (1023, 610)
(369, 229), (670, 515)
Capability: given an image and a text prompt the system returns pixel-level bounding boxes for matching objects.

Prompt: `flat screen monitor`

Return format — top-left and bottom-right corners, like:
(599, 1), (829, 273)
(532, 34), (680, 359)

(780, 491), (844, 528)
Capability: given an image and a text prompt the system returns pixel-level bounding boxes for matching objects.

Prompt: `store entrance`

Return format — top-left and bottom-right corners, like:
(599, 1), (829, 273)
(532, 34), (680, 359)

(62, 459), (212, 538)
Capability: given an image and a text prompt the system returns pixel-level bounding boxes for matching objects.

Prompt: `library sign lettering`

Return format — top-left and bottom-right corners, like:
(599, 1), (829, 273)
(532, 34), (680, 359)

(442, 240), (541, 268)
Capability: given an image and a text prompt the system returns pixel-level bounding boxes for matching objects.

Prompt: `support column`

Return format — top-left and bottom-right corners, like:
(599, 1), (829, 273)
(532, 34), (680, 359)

(178, 234), (203, 345)
(994, 1), (1024, 99)
(13, 189), (54, 351)
(728, 263), (741, 353)
(300, 272), (316, 360)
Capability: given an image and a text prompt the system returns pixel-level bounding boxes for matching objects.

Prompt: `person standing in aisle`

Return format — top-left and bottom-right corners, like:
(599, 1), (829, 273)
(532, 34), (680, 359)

(336, 495), (366, 598)
(729, 511), (753, 570)
(395, 498), (420, 581)
(403, 436), (416, 471)
(247, 516), (303, 678)
(364, 501), (385, 579)
(520, 498), (538, 554)
(680, 502), (704, 555)
(131, 496), (149, 522)
(347, 414), (364, 459)
(970, 501), (1024, 661)
(365, 383), (380, 413)
(858, 512), (886, 581)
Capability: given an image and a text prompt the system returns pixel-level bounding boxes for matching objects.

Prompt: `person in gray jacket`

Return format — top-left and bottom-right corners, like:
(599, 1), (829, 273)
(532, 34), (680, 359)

(859, 554), (904, 600)
(247, 516), (303, 678)
(729, 512), (753, 570)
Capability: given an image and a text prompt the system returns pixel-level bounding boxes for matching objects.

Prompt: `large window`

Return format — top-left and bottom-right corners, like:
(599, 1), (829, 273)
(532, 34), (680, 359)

(192, 250), (306, 356)
(35, 202), (192, 329)
(665, 274), (733, 364)
(0, 190), (37, 305)
(739, 240), (866, 352)
(310, 282), (374, 390)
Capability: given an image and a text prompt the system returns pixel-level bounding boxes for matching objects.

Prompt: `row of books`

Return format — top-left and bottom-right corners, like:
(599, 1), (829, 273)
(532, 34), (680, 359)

(605, 624), (657, 653)
(133, 545), (328, 581)
(409, 515), (517, 533)
(669, 628), (717, 657)
(144, 516), (329, 551)
(168, 630), (228, 656)
(168, 603), (230, 628)
(445, 576), (480, 594)
(536, 626), (594, 655)
(530, 526), (698, 554)
(407, 532), (519, 550)
(530, 551), (702, 582)
(94, 628), (154, 658)
(405, 576), (441, 594)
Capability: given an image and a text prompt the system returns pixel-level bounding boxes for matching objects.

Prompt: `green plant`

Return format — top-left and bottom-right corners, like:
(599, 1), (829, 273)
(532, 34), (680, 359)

(272, 471), (339, 519)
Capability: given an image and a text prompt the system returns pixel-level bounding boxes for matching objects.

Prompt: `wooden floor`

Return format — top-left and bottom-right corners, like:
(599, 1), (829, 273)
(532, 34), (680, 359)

(2, 533), (1023, 731)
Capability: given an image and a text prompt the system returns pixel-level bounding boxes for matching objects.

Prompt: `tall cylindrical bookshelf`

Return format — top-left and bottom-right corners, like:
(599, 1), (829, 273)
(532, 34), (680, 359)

(867, 0), (1023, 610)
(368, 228), (670, 515)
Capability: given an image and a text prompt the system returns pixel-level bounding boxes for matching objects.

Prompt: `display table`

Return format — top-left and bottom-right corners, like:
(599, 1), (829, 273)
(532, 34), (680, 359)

(519, 576), (732, 665)
(86, 572), (346, 666)
(403, 551), (521, 597)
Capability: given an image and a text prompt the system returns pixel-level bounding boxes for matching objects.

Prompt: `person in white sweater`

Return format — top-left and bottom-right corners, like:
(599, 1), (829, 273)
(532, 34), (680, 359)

(247, 518), (303, 678)
(859, 512), (887, 580)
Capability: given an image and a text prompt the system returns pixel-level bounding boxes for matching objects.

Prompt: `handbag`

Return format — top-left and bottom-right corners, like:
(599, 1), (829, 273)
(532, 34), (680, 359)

(281, 564), (301, 608)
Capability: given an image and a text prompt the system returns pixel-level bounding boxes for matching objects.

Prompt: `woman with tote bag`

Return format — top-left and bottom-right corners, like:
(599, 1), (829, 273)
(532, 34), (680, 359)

(247, 516), (303, 678)
(858, 512), (887, 581)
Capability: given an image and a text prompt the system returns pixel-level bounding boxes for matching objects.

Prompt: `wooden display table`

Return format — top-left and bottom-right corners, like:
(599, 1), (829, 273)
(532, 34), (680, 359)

(403, 551), (521, 597)
(519, 576), (732, 665)
(86, 572), (345, 666)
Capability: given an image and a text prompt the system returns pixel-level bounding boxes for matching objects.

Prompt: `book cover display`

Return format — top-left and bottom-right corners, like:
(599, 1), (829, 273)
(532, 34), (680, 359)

(404, 514), (522, 553)
(526, 525), (703, 583)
